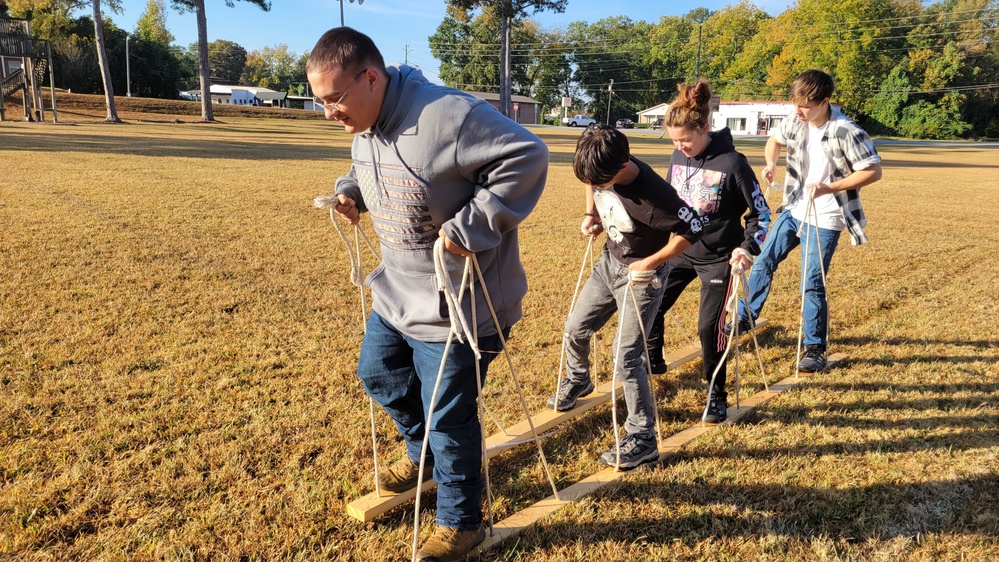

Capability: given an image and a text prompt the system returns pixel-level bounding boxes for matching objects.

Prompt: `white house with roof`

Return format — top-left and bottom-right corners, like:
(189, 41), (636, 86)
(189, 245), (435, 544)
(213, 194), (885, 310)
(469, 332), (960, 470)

(180, 85), (288, 108)
(636, 99), (800, 135)
(710, 100), (797, 136)
(637, 102), (669, 125)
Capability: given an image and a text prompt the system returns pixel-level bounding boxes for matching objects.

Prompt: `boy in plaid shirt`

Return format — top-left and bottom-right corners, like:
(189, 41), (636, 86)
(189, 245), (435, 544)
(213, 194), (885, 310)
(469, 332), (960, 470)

(732, 69), (882, 371)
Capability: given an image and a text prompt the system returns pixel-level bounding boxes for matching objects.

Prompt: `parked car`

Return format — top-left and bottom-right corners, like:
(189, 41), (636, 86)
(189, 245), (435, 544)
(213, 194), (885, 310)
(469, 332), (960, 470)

(651, 117), (663, 130)
(615, 118), (635, 129)
(562, 114), (596, 127)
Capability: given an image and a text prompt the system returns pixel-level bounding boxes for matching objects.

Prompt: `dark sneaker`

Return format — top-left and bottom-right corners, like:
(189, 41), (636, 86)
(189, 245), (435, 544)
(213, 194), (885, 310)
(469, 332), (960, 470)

(722, 317), (754, 336)
(599, 433), (659, 470)
(703, 391), (728, 424)
(546, 377), (594, 411)
(798, 344), (827, 372)
(378, 456), (433, 493)
(416, 525), (485, 562)
(649, 358), (667, 375)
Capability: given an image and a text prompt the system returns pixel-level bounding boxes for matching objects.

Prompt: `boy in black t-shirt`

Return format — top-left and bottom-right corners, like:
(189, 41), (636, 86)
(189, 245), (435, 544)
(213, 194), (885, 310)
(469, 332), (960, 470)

(548, 125), (703, 469)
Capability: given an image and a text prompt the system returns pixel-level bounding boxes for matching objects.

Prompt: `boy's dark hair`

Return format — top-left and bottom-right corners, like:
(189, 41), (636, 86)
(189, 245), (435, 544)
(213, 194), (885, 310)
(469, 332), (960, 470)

(306, 27), (386, 75)
(789, 69), (835, 104)
(573, 124), (630, 185)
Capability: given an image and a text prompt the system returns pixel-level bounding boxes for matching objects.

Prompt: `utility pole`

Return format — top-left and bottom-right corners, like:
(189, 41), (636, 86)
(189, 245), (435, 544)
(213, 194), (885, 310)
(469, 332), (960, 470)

(404, 43), (409, 65)
(605, 79), (613, 125)
(695, 24), (702, 79)
(126, 34), (132, 97)
(338, 0), (365, 27)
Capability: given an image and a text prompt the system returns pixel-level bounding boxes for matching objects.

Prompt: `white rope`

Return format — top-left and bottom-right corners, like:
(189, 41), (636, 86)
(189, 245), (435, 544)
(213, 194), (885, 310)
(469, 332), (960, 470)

(314, 195), (384, 498)
(412, 239), (561, 560)
(793, 187), (831, 379)
(469, 253), (561, 503)
(554, 237), (596, 412)
(701, 262), (770, 426)
(607, 275), (664, 470)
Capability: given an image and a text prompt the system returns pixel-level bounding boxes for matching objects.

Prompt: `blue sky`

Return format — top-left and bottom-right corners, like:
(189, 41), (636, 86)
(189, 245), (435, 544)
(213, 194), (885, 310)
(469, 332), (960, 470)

(100, 0), (792, 83)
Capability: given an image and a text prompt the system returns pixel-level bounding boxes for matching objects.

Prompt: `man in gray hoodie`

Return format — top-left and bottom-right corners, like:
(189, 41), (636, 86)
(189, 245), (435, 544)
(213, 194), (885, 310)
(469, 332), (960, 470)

(307, 27), (547, 561)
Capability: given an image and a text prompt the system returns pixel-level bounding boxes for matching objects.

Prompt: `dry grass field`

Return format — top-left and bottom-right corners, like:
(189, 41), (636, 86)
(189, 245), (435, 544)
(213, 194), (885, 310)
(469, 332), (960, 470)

(1, 108), (997, 561)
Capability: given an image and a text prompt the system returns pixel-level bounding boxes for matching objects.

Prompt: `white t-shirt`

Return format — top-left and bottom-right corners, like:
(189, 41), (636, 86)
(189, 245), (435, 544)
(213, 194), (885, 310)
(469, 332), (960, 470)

(789, 122), (846, 231)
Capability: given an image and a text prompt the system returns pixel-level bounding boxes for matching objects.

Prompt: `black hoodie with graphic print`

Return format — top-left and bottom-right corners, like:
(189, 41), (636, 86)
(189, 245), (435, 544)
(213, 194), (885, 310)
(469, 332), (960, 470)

(665, 127), (771, 263)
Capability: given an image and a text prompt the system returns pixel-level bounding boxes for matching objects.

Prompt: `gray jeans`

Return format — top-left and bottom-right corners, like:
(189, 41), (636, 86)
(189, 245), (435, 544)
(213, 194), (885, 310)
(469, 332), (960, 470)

(563, 245), (669, 436)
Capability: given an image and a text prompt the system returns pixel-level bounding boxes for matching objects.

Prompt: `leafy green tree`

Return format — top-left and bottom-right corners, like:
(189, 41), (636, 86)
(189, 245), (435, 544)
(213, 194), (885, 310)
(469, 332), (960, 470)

(134, 0), (172, 45)
(567, 16), (664, 122)
(206, 38), (245, 83)
(445, 0), (568, 117)
(645, 14), (697, 104)
(898, 98), (972, 138)
(687, 1), (771, 97)
(865, 61), (911, 134)
(430, 5), (499, 91)
(240, 44), (301, 90)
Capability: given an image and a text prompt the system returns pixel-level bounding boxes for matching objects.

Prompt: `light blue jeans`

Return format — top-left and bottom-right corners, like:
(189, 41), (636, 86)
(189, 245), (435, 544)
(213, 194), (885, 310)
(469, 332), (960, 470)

(739, 211), (840, 346)
(563, 245), (668, 437)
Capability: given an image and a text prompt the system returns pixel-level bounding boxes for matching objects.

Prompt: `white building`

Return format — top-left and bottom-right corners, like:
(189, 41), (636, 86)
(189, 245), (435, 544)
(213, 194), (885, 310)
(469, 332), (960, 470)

(180, 85), (288, 108)
(710, 101), (797, 136)
(636, 99), (801, 135)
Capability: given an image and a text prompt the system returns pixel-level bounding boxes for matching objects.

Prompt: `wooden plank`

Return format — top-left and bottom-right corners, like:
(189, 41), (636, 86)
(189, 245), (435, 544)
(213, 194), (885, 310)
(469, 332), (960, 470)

(345, 318), (771, 522)
(475, 348), (846, 554)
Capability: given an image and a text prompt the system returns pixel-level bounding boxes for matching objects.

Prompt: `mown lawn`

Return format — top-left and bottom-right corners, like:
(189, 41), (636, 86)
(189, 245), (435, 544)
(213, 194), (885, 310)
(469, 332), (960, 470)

(1, 115), (996, 561)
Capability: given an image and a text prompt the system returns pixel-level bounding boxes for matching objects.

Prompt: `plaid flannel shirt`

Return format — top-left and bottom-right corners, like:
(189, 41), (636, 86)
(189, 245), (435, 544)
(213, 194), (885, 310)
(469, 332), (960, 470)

(774, 106), (881, 246)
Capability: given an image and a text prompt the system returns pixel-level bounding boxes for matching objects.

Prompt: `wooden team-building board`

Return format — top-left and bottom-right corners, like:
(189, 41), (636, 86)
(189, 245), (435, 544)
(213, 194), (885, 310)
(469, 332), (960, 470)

(346, 319), (770, 523)
(474, 352), (847, 553)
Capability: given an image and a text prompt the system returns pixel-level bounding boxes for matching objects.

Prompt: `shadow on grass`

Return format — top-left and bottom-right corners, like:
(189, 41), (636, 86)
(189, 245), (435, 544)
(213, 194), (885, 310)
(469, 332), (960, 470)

(482, 473), (999, 557)
(833, 336), (999, 350)
(0, 130), (349, 161)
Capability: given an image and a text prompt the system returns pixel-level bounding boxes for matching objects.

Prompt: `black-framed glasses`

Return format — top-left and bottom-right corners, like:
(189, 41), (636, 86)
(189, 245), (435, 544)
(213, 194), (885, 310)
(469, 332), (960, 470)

(324, 67), (368, 113)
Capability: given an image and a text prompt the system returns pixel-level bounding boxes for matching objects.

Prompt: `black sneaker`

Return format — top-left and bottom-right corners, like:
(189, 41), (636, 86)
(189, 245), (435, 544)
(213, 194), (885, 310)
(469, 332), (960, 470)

(703, 391), (728, 424)
(722, 317), (754, 336)
(599, 433), (659, 469)
(649, 358), (667, 375)
(546, 377), (594, 411)
(798, 344), (827, 372)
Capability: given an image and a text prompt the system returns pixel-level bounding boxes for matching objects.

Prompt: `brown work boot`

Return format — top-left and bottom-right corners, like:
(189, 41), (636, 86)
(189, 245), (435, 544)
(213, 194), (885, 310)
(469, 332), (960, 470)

(377, 456), (433, 493)
(415, 525), (485, 561)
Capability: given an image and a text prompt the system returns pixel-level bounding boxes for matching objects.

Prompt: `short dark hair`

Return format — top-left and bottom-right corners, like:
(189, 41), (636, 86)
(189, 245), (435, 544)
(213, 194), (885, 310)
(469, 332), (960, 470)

(789, 69), (835, 104)
(573, 124), (630, 185)
(306, 27), (386, 75)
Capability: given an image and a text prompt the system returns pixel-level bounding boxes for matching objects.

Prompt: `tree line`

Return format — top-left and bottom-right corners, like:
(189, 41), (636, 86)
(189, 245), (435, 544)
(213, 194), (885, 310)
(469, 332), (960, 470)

(4, 0), (996, 136)
(3, 0), (300, 121)
(431, 0), (999, 139)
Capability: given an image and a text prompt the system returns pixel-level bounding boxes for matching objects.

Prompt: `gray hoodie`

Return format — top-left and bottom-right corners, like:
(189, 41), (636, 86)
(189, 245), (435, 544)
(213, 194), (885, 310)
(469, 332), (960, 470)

(335, 65), (548, 341)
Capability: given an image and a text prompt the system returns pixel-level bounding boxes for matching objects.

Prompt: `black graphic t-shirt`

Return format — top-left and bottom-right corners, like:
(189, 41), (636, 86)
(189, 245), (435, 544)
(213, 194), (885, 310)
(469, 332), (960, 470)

(593, 158), (702, 265)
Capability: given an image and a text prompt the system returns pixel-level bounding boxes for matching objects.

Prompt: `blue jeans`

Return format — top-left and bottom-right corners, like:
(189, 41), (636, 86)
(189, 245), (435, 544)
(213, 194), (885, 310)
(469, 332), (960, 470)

(563, 246), (668, 437)
(357, 311), (506, 530)
(739, 212), (841, 346)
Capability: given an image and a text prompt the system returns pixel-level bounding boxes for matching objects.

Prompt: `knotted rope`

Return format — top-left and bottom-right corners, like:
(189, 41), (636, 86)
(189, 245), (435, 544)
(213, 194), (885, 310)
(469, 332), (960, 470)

(701, 255), (770, 426)
(314, 195), (383, 498)
(606, 272), (665, 469)
(411, 238), (560, 561)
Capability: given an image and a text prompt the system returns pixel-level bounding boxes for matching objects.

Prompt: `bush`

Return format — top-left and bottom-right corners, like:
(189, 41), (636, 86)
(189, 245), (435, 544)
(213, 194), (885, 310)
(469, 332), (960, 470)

(898, 100), (972, 140)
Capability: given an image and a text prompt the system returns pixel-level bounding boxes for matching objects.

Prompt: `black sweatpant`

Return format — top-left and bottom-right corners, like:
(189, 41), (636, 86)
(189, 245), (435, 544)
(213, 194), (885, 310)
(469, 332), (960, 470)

(647, 254), (733, 397)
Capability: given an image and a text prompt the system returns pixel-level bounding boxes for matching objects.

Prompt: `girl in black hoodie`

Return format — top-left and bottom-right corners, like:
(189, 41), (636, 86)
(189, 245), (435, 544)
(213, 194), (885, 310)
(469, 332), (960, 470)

(646, 80), (772, 423)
